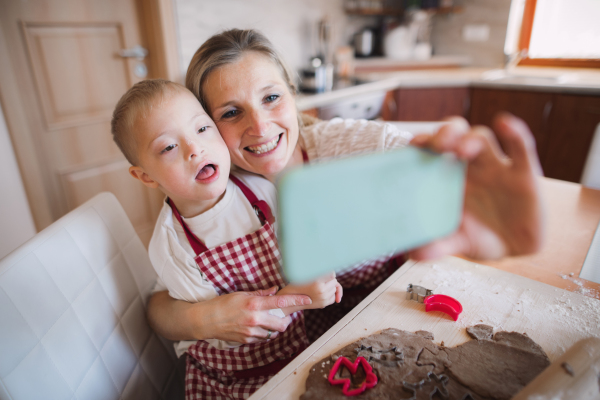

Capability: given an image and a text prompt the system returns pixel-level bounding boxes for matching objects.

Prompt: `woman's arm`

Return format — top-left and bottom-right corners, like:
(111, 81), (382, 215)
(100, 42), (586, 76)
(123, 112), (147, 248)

(147, 288), (312, 344)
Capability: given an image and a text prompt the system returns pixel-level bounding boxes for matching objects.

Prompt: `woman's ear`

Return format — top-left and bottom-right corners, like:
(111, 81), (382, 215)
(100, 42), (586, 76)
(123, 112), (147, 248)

(129, 166), (160, 189)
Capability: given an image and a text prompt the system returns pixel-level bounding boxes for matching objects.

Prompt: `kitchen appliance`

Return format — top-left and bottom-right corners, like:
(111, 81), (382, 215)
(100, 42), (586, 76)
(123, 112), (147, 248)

(277, 147), (465, 283)
(354, 28), (374, 57)
(299, 58), (333, 93)
(300, 18), (335, 93)
(317, 90), (386, 120)
(384, 10), (432, 60)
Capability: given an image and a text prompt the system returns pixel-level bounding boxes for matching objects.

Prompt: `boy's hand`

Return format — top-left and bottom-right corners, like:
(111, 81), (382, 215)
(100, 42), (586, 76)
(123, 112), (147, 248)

(277, 272), (343, 315)
(409, 113), (544, 260)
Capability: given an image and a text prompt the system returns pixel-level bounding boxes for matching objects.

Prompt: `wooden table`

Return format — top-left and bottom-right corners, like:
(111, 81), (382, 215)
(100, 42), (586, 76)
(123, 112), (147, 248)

(250, 177), (600, 399)
(475, 177), (600, 298)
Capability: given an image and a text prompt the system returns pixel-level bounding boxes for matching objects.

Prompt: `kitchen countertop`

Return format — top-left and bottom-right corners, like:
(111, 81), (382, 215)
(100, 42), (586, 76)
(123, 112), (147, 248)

(296, 67), (600, 111)
(250, 177), (600, 399)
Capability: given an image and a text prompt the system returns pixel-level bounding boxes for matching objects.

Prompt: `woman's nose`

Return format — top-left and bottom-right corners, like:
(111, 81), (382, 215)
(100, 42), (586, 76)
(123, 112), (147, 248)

(246, 109), (270, 137)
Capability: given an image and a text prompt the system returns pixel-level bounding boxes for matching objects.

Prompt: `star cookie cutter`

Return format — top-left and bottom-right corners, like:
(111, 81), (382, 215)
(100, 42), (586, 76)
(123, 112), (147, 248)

(407, 284), (463, 321)
(402, 371), (449, 400)
(354, 345), (404, 367)
(327, 356), (378, 396)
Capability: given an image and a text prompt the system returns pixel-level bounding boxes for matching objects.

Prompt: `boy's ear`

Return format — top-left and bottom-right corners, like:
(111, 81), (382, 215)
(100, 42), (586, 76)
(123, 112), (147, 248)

(129, 166), (160, 189)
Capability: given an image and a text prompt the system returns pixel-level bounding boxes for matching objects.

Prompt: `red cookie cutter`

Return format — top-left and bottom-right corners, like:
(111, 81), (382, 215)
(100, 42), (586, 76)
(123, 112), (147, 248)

(407, 284), (463, 321)
(327, 356), (378, 396)
(424, 294), (463, 321)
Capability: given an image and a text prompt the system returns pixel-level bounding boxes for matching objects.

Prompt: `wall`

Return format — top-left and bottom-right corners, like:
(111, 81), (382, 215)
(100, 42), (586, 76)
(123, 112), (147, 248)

(431, 0), (512, 68)
(173, 0), (513, 76)
(174, 0), (371, 81)
(0, 104), (36, 259)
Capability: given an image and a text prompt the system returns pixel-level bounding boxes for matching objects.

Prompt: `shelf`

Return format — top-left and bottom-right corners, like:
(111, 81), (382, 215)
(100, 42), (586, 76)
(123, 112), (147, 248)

(345, 7), (404, 16)
(344, 6), (462, 16)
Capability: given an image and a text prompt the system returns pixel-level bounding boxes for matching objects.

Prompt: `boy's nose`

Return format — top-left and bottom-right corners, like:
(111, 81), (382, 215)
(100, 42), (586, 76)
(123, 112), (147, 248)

(185, 138), (204, 159)
(246, 108), (270, 137)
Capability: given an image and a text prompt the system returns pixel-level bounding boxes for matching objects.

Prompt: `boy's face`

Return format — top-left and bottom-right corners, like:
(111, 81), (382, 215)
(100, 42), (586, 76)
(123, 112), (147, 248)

(129, 89), (231, 218)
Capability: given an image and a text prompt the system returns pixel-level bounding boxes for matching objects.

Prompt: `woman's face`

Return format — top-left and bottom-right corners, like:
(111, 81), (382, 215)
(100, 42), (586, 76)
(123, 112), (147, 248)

(203, 51), (299, 180)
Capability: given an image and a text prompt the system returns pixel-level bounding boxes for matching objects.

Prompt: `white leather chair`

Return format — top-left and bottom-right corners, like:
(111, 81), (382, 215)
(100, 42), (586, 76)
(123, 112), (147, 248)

(581, 123), (600, 190)
(0, 192), (183, 400)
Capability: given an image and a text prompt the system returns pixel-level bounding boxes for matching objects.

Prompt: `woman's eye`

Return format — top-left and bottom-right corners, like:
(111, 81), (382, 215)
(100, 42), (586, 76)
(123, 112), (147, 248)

(198, 126), (208, 133)
(161, 144), (176, 154)
(265, 94), (279, 103)
(222, 109), (239, 119)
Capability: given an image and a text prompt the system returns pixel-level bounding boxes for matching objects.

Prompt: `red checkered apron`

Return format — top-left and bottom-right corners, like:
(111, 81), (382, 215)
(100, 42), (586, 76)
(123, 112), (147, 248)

(299, 149), (407, 342)
(168, 175), (308, 400)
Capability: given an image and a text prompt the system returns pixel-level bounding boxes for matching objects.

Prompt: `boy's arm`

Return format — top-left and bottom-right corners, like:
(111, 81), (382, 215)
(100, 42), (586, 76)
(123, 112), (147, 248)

(276, 272), (343, 316)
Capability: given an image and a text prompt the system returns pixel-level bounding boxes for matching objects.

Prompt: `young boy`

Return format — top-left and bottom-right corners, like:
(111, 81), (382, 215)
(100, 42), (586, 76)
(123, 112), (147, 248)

(111, 79), (341, 399)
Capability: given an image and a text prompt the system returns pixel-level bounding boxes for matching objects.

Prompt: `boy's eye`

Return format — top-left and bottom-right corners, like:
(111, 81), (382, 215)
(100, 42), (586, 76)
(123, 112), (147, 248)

(198, 126), (208, 133)
(265, 94), (279, 103)
(161, 144), (176, 154)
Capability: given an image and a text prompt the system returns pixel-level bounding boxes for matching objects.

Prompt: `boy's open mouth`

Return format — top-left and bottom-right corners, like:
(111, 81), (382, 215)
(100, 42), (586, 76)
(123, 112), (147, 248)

(196, 163), (218, 181)
(245, 134), (282, 155)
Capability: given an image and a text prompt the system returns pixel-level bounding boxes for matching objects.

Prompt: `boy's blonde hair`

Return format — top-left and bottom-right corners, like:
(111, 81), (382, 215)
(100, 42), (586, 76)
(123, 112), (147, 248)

(185, 29), (303, 127)
(111, 79), (187, 165)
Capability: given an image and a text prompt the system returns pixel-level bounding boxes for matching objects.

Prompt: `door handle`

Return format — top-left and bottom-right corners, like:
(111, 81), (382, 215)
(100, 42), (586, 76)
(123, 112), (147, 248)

(118, 45), (148, 78)
(118, 45), (148, 60)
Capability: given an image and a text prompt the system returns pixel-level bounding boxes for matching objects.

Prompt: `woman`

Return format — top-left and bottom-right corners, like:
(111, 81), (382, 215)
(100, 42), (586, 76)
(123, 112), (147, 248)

(148, 29), (543, 350)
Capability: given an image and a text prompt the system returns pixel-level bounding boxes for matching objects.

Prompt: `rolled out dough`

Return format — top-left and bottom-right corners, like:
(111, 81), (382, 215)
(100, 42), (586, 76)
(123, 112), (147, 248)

(300, 325), (550, 400)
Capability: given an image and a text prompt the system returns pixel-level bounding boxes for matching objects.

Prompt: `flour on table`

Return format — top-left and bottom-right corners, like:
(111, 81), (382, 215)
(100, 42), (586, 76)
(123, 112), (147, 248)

(419, 262), (600, 359)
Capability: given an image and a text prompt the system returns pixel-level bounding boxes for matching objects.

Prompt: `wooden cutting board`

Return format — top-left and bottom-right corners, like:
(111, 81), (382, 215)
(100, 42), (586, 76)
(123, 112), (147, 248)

(250, 256), (600, 399)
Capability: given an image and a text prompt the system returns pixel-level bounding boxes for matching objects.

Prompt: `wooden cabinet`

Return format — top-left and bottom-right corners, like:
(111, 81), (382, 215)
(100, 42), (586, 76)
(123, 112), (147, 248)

(470, 89), (553, 167)
(301, 108), (319, 118)
(382, 87), (470, 121)
(319, 84), (598, 183)
(545, 94), (600, 182)
(470, 88), (600, 183)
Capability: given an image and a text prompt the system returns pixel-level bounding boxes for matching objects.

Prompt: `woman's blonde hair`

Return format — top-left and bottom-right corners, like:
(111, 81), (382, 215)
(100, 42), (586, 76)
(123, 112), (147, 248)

(185, 29), (299, 120)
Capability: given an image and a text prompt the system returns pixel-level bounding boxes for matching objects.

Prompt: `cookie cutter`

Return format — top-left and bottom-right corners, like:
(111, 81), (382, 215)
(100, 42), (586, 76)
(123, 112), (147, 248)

(327, 355), (378, 396)
(402, 371), (449, 400)
(407, 284), (463, 321)
(354, 345), (404, 367)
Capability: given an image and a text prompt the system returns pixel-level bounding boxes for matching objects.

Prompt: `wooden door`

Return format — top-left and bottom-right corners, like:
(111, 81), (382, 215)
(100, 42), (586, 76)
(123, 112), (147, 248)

(0, 0), (175, 245)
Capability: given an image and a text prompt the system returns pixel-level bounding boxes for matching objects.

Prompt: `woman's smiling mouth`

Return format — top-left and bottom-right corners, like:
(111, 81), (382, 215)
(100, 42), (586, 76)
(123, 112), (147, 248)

(245, 134), (282, 155)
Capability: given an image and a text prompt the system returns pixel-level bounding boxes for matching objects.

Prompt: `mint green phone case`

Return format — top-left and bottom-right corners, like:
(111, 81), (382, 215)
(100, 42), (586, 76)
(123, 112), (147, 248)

(277, 147), (466, 283)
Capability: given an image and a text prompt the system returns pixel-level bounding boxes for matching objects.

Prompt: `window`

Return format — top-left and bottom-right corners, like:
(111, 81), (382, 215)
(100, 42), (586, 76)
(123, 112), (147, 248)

(506, 0), (600, 68)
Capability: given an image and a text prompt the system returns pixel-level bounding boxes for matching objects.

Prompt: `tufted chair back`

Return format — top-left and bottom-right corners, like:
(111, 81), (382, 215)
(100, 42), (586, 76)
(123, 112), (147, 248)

(0, 192), (183, 400)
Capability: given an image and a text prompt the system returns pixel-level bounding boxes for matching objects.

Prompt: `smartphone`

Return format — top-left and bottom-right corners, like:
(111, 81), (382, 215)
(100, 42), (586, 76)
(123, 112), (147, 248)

(277, 146), (466, 283)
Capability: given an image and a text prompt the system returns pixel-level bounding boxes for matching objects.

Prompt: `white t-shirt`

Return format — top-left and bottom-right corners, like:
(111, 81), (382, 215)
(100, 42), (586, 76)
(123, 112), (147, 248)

(149, 171), (282, 356)
(151, 118), (412, 356)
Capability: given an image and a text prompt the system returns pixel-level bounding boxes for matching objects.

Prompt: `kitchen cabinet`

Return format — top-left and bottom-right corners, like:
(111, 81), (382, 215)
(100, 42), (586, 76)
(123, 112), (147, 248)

(544, 94), (600, 182)
(470, 88), (600, 183)
(469, 89), (553, 167)
(301, 108), (319, 118)
(382, 87), (470, 121)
